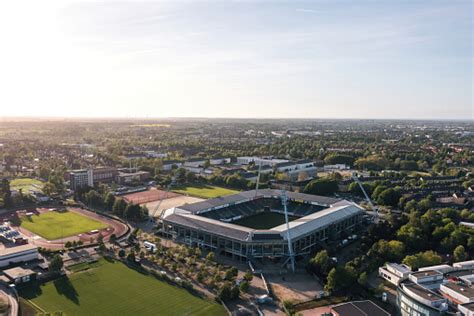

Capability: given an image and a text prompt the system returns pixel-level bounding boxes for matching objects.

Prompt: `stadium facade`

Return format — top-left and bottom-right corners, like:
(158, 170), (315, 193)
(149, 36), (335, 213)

(161, 189), (365, 260)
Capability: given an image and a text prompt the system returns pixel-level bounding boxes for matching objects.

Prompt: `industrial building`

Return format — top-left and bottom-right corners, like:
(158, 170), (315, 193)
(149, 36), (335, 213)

(161, 189), (364, 260)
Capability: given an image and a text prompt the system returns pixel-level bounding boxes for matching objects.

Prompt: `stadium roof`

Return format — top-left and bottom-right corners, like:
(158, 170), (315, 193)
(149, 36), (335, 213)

(271, 201), (364, 239)
(163, 190), (364, 242)
(178, 189), (340, 214)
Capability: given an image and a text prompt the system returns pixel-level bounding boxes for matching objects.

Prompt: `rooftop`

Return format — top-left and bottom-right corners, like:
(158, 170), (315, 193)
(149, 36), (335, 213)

(331, 300), (390, 316)
(3, 266), (36, 279)
(0, 244), (38, 257)
(411, 270), (443, 278)
(403, 282), (445, 302)
(441, 282), (474, 298)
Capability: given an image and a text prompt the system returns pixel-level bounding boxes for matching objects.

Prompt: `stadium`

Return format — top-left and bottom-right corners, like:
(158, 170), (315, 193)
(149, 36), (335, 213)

(161, 189), (365, 261)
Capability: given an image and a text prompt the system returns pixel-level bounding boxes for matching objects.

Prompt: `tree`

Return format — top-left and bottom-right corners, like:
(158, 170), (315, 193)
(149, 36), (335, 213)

(112, 199), (127, 217)
(118, 249), (126, 258)
(109, 234), (117, 244)
(325, 266), (356, 293)
(402, 251), (442, 270)
(243, 270), (253, 282)
(304, 178), (338, 196)
(225, 267), (238, 281)
(49, 254), (64, 272)
(206, 251), (215, 263)
(104, 193), (116, 211)
(454, 245), (467, 262)
(127, 251), (136, 263)
(0, 179), (12, 208)
(239, 280), (250, 293)
(217, 283), (233, 302)
(376, 188), (402, 207)
(309, 250), (332, 276)
(358, 272), (368, 287)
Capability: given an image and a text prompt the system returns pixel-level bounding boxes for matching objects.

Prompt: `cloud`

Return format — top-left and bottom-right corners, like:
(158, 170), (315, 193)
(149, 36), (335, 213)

(295, 8), (322, 13)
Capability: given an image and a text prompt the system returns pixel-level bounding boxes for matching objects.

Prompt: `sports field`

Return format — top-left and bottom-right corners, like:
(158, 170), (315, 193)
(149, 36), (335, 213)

(232, 212), (298, 229)
(173, 184), (238, 199)
(19, 210), (108, 240)
(20, 259), (226, 316)
(10, 178), (44, 193)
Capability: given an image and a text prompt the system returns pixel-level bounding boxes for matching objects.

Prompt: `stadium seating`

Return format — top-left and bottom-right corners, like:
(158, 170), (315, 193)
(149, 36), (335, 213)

(199, 198), (326, 222)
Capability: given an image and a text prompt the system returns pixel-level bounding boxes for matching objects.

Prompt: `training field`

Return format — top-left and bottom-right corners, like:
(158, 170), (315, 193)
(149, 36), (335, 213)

(20, 210), (108, 240)
(20, 259), (226, 316)
(122, 188), (181, 204)
(10, 178), (44, 193)
(173, 184), (238, 199)
(233, 212), (298, 229)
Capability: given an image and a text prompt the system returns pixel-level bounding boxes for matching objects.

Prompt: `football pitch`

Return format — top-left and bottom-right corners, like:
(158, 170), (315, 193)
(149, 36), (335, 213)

(10, 178), (44, 193)
(19, 210), (108, 240)
(232, 212), (298, 229)
(173, 184), (238, 199)
(20, 259), (226, 316)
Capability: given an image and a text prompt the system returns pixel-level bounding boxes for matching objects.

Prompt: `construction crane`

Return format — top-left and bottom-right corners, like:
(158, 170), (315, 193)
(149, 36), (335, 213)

(351, 172), (378, 219)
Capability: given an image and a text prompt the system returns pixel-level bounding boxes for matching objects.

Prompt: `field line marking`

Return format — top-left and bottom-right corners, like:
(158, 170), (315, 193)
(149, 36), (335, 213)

(26, 299), (47, 313)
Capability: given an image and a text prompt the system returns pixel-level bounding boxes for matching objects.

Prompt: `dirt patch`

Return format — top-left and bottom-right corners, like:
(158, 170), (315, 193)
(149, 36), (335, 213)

(122, 188), (181, 204)
(267, 272), (323, 303)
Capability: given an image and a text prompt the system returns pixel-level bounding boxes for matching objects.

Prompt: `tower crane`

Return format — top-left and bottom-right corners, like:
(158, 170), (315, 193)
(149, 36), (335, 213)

(351, 172), (378, 219)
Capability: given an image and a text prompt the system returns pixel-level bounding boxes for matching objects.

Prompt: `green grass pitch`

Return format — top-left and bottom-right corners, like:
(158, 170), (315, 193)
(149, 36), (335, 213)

(20, 259), (226, 316)
(232, 212), (298, 229)
(10, 178), (44, 193)
(173, 184), (239, 199)
(19, 210), (108, 240)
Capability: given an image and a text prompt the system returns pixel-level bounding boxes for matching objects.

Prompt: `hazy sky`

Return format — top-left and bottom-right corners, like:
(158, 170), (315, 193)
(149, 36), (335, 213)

(0, 0), (472, 119)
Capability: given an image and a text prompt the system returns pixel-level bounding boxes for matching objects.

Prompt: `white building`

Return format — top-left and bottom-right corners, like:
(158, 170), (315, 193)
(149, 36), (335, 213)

(0, 244), (39, 268)
(454, 260), (474, 271)
(419, 264), (454, 274)
(236, 156), (289, 166)
(324, 164), (349, 170)
(440, 283), (474, 304)
(69, 169), (91, 190)
(209, 157), (231, 165)
(162, 161), (183, 171)
(184, 158), (207, 168)
(379, 263), (412, 286)
(459, 302), (474, 316)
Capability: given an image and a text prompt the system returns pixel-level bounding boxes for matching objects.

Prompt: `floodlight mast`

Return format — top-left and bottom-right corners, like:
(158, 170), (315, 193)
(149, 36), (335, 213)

(281, 190), (296, 273)
(351, 172), (378, 218)
(152, 176), (176, 222)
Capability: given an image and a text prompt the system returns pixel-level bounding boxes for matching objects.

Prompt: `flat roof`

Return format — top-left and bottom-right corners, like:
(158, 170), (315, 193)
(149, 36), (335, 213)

(3, 266), (35, 279)
(404, 283), (445, 302)
(331, 300), (390, 316)
(411, 270), (443, 278)
(460, 302), (474, 312)
(0, 244), (38, 257)
(441, 282), (474, 298)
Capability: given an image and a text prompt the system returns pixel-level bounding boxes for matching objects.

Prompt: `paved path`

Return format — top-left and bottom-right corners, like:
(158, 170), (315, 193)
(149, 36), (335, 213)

(0, 285), (18, 316)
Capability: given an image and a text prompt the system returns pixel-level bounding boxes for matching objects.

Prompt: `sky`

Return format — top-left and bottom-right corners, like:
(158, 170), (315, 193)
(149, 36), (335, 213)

(0, 0), (472, 120)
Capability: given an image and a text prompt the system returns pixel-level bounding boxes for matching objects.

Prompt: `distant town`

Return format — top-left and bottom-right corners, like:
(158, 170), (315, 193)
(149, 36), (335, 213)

(0, 118), (471, 315)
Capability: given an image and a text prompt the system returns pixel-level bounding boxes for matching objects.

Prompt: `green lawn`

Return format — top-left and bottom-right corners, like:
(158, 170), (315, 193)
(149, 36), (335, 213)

(10, 178), (44, 193)
(173, 184), (238, 199)
(20, 259), (226, 316)
(20, 210), (108, 240)
(233, 212), (298, 229)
